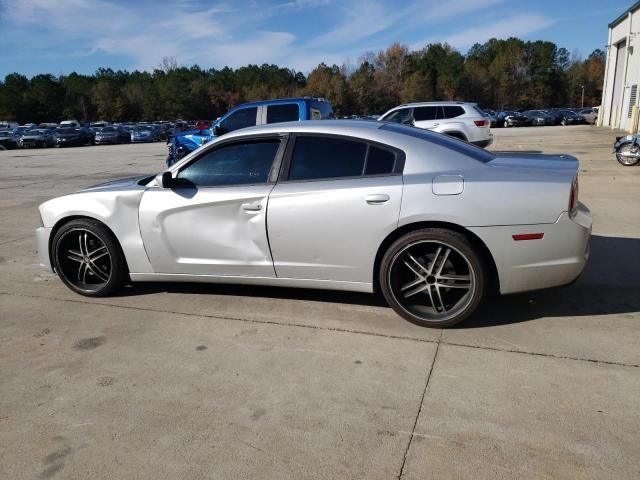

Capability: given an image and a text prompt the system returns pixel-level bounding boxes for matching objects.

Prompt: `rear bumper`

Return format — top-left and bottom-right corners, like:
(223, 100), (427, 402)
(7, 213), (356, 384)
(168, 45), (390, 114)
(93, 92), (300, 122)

(469, 202), (592, 294)
(36, 227), (53, 272)
(472, 137), (493, 148)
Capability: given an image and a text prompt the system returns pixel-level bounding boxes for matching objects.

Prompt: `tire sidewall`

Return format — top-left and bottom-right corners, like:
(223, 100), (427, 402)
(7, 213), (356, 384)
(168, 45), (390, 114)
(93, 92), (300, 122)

(52, 219), (127, 297)
(379, 228), (487, 328)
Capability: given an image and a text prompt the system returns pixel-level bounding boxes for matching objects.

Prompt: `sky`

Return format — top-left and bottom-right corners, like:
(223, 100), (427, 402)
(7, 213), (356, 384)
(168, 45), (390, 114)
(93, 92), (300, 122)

(0, 0), (632, 78)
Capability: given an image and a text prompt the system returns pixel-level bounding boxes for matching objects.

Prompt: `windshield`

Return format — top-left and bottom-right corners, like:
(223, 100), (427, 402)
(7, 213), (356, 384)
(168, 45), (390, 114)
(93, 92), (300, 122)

(56, 128), (77, 134)
(101, 126), (116, 132)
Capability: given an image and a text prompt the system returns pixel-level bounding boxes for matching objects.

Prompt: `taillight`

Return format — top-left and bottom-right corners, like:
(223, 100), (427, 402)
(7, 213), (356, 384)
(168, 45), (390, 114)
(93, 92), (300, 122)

(474, 119), (489, 127)
(569, 176), (579, 215)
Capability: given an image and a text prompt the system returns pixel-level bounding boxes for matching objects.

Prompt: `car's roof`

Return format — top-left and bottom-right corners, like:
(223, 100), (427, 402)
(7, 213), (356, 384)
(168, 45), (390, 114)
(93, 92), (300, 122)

(233, 97), (330, 108)
(223, 120), (383, 138)
(394, 101), (476, 108)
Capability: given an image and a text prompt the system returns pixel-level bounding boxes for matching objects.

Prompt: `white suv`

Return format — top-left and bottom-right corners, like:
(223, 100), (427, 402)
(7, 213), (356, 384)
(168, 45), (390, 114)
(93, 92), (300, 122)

(378, 102), (493, 148)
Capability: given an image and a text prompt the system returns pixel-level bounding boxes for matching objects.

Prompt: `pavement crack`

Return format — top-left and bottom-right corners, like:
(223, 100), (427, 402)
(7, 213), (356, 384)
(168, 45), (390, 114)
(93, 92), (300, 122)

(397, 331), (442, 480)
(0, 235), (32, 246)
(1, 291), (638, 368)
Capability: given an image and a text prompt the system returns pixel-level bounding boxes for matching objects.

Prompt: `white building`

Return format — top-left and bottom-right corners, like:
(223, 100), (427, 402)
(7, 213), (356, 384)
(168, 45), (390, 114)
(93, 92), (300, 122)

(600, 2), (640, 132)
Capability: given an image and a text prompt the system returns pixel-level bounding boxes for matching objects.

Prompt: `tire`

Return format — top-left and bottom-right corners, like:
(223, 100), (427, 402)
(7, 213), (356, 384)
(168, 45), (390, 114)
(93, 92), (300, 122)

(616, 144), (640, 166)
(379, 228), (487, 328)
(52, 218), (128, 297)
(503, 120), (510, 128)
(561, 119), (567, 126)
(0, 145), (5, 151)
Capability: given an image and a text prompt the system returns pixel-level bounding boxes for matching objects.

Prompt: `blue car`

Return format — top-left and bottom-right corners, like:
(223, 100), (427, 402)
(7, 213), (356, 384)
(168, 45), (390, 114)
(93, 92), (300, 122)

(166, 97), (333, 166)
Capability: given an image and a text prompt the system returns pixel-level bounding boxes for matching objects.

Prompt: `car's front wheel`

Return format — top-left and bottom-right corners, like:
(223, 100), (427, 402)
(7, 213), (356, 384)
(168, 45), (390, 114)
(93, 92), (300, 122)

(379, 229), (487, 328)
(52, 219), (128, 296)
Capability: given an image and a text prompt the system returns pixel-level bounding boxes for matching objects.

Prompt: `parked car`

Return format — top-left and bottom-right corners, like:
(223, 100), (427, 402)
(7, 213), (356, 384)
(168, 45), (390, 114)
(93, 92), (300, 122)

(577, 108), (598, 125)
(59, 120), (81, 128)
(557, 110), (585, 126)
(131, 125), (161, 143)
(483, 109), (497, 127)
(36, 120), (590, 328)
(0, 130), (19, 150)
(523, 110), (554, 126)
(53, 127), (94, 147)
(0, 121), (19, 130)
(495, 111), (530, 127)
(166, 97), (334, 165)
(15, 125), (34, 136)
(19, 128), (56, 148)
(94, 125), (131, 145)
(378, 102), (492, 147)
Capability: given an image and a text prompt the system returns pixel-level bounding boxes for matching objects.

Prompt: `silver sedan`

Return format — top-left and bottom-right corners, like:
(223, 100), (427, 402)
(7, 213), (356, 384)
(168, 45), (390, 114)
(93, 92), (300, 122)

(36, 121), (592, 327)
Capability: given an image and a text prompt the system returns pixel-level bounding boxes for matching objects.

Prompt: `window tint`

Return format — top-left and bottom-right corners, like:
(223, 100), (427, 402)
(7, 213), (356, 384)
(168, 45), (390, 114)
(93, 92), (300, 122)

(220, 107), (258, 132)
(267, 104), (299, 124)
(177, 140), (279, 187)
(442, 106), (465, 118)
(365, 146), (396, 175)
(413, 106), (440, 121)
(289, 136), (367, 181)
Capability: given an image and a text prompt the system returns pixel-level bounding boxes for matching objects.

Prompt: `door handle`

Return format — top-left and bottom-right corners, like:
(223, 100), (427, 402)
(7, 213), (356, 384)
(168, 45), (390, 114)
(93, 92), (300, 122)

(365, 194), (390, 205)
(241, 202), (262, 211)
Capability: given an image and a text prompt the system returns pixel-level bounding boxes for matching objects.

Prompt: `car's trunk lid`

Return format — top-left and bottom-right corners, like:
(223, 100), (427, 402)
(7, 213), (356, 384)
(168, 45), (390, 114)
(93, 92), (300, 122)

(488, 152), (578, 172)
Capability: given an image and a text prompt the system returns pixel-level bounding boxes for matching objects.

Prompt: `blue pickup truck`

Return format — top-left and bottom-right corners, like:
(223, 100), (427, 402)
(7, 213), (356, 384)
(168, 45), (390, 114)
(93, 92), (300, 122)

(166, 97), (333, 166)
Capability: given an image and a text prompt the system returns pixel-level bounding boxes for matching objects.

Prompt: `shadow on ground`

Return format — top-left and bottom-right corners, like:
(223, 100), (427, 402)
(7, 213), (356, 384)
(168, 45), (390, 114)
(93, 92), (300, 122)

(117, 235), (640, 328)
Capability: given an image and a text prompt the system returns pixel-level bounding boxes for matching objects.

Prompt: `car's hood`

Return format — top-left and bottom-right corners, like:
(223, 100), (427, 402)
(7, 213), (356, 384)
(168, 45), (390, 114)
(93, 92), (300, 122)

(489, 153), (578, 171)
(81, 175), (153, 192)
(56, 133), (82, 139)
(22, 134), (47, 139)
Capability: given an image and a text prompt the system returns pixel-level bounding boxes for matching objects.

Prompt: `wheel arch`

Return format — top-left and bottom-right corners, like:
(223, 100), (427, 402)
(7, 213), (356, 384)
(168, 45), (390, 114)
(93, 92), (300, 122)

(373, 221), (499, 293)
(442, 130), (468, 141)
(49, 215), (129, 274)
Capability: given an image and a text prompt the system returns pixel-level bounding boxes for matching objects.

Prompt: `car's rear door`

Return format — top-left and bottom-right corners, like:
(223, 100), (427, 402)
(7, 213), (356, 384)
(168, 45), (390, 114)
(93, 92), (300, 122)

(412, 106), (441, 130)
(138, 135), (286, 276)
(266, 134), (404, 284)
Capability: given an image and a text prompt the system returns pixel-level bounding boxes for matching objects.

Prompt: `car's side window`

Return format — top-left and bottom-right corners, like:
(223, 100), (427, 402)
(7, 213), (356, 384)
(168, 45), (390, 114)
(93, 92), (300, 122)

(267, 104), (299, 124)
(384, 108), (412, 123)
(287, 136), (399, 181)
(365, 146), (396, 175)
(443, 106), (465, 118)
(220, 107), (258, 133)
(413, 106), (439, 121)
(177, 140), (280, 187)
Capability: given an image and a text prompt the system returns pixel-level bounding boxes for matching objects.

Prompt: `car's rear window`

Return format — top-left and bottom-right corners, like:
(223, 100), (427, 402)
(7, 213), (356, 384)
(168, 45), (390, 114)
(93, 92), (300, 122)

(380, 123), (495, 163)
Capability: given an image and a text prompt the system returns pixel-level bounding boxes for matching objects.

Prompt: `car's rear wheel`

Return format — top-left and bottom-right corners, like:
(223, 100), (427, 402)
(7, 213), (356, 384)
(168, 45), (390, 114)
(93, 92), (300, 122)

(379, 229), (487, 328)
(52, 219), (128, 296)
(616, 143), (640, 166)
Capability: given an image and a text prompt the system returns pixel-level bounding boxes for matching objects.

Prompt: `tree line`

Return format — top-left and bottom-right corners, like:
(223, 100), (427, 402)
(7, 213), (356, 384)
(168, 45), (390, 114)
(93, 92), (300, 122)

(0, 38), (605, 124)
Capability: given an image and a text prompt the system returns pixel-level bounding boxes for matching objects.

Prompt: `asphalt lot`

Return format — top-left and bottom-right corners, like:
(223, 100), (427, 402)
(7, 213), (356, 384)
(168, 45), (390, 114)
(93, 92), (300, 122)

(1, 125), (639, 479)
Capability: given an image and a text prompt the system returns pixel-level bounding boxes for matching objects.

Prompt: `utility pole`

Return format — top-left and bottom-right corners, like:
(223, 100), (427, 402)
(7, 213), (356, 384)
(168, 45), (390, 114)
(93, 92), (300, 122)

(581, 85), (585, 108)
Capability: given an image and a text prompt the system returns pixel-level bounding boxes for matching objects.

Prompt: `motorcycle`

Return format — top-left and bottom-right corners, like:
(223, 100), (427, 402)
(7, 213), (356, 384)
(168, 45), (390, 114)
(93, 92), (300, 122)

(614, 134), (640, 166)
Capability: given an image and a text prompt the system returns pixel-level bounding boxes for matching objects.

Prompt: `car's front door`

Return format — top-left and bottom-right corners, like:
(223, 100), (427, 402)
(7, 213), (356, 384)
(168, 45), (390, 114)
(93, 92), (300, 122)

(138, 136), (285, 276)
(267, 134), (404, 284)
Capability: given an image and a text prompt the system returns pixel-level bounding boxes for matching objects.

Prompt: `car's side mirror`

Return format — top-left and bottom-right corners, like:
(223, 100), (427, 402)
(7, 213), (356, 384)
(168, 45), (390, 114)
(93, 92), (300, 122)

(156, 171), (174, 188)
(401, 117), (415, 127)
(213, 125), (226, 136)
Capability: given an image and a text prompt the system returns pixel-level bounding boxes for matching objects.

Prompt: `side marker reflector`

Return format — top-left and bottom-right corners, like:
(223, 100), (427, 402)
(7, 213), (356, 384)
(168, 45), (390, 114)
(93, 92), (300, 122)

(513, 233), (544, 241)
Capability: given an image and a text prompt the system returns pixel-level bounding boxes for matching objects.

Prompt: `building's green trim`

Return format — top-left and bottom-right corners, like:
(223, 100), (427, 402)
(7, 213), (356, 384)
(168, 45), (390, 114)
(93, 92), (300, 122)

(609, 1), (640, 29)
